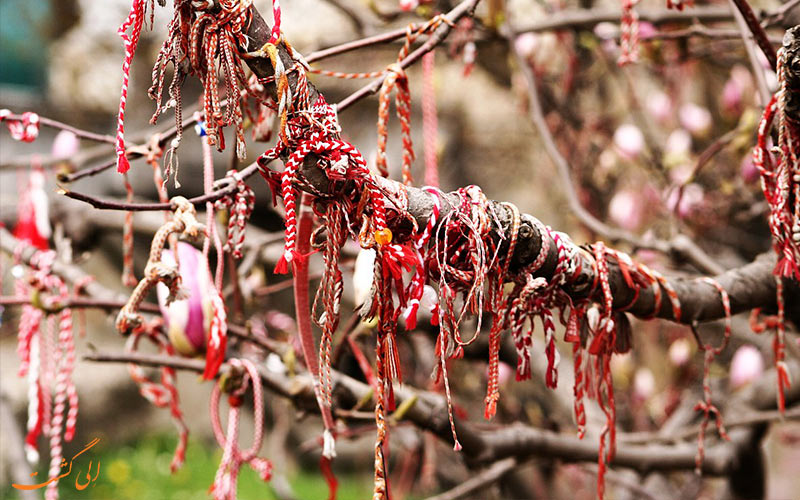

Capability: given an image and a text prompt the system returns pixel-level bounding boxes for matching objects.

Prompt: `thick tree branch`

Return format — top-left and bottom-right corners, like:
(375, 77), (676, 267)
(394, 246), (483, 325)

(81, 349), (800, 475)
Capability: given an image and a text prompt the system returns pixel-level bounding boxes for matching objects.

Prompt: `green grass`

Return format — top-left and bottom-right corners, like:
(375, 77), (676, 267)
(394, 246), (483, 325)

(4, 434), (372, 500)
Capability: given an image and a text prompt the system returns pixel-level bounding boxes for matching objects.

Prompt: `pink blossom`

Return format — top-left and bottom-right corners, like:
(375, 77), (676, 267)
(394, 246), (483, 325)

(486, 361), (514, 387)
(668, 338), (691, 366)
(646, 91), (672, 123)
(398, 0), (418, 11)
(678, 103), (712, 136)
(594, 22), (618, 41)
(669, 163), (693, 185)
(637, 22), (656, 40)
(633, 368), (655, 401)
(666, 183), (704, 218)
(722, 80), (743, 116)
(730, 65), (753, 90)
(265, 310), (296, 333)
(157, 242), (213, 356)
(51, 130), (80, 158)
(613, 124), (645, 159)
(730, 345), (764, 389)
(514, 33), (539, 59)
(665, 129), (692, 156)
(741, 155), (759, 184)
(608, 190), (643, 231)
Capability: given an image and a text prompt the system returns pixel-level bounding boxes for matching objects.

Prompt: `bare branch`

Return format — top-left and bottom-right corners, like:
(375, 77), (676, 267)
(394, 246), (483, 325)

(425, 457), (519, 500)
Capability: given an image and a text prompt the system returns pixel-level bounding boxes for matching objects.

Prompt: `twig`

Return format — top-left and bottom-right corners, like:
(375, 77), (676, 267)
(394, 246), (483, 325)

(0, 101), (202, 172)
(306, 25), (424, 63)
(425, 457), (519, 500)
(61, 162), (260, 211)
(671, 128), (739, 216)
(729, 0), (778, 70)
(58, 158), (117, 183)
(622, 406), (800, 444)
(336, 0), (482, 112)
(730, 0), (773, 105)
(763, 0), (800, 26)
(0, 295), (160, 314)
(513, 5), (734, 34)
(1, 113), (115, 144)
(645, 25), (783, 44)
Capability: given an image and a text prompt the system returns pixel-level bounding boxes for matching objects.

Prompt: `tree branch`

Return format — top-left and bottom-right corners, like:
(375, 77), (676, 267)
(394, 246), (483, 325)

(81, 348), (800, 475)
(425, 457), (519, 500)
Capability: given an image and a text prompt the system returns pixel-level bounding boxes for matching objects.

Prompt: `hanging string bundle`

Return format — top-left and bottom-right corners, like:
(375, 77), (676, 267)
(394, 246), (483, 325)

(582, 243), (626, 499)
(115, 0), (153, 173)
(690, 278), (732, 473)
(305, 16), (450, 185)
(375, 17), (449, 185)
(145, 0), (264, 180)
(573, 244), (682, 497)
(421, 50), (440, 187)
(254, 42), (394, 276)
(752, 28), (798, 413)
(13, 165), (51, 251)
(209, 358), (272, 500)
(214, 170), (255, 259)
(483, 203), (520, 419)
(13, 251), (79, 500)
(125, 318), (189, 472)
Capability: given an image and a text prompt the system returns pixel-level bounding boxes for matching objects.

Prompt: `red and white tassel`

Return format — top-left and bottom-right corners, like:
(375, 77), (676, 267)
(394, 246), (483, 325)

(115, 0), (146, 174)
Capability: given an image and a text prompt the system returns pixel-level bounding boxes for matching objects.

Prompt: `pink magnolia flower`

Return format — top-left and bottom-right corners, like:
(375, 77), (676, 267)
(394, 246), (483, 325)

(633, 368), (656, 401)
(666, 183), (704, 218)
(399, 0), (418, 11)
(614, 124), (645, 160)
(637, 22), (656, 40)
(486, 361), (514, 387)
(730, 345), (764, 389)
(514, 33), (539, 59)
(665, 129), (692, 157)
(646, 91), (673, 123)
(741, 155), (759, 184)
(593, 22), (618, 41)
(722, 77), (743, 115)
(157, 242), (214, 356)
(51, 130), (79, 158)
(669, 163), (693, 185)
(679, 103), (712, 137)
(609, 189), (643, 231)
(668, 338), (691, 366)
